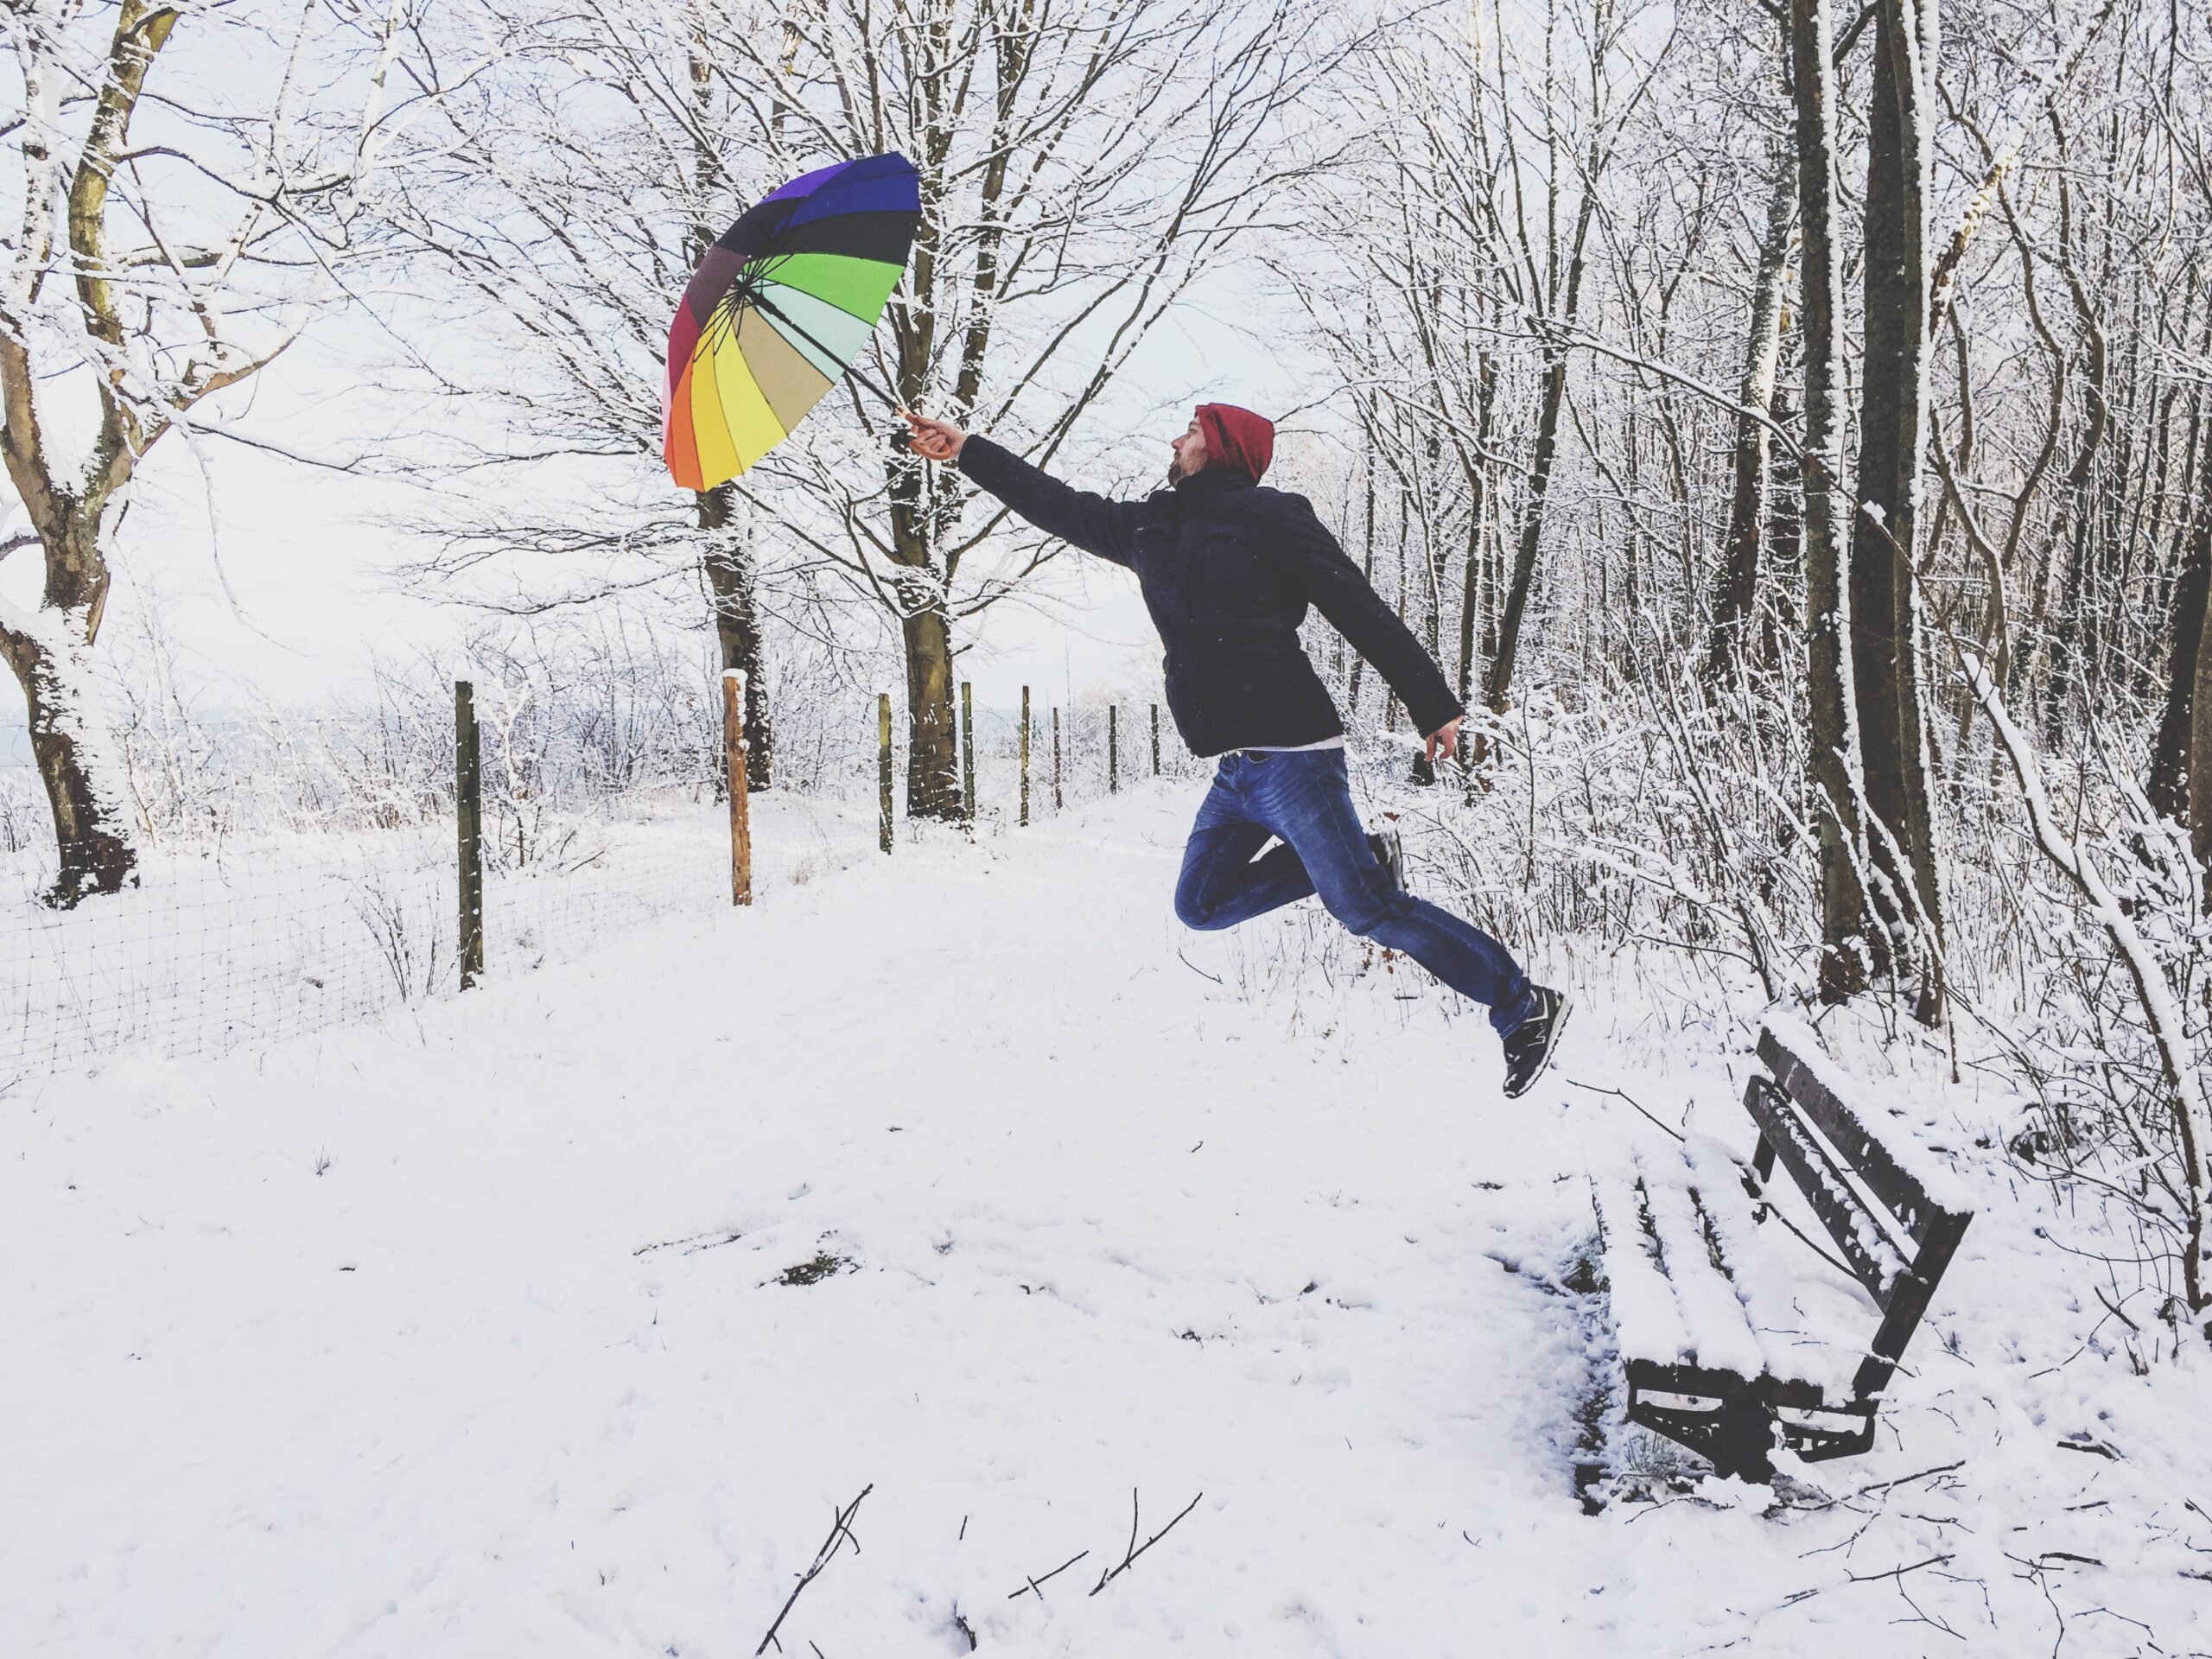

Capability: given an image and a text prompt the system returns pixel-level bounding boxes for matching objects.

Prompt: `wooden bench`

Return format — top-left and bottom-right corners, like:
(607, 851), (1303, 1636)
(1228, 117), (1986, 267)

(1590, 1018), (1974, 1481)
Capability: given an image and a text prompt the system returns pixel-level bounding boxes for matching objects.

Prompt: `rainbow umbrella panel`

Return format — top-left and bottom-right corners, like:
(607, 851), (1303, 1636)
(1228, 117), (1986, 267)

(664, 151), (920, 492)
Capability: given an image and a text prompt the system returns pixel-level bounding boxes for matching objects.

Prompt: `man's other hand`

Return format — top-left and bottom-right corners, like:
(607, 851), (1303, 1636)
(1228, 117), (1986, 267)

(902, 410), (967, 462)
(1425, 716), (1462, 766)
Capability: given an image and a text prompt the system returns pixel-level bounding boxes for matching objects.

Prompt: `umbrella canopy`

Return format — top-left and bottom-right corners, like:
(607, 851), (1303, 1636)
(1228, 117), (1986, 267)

(663, 152), (920, 492)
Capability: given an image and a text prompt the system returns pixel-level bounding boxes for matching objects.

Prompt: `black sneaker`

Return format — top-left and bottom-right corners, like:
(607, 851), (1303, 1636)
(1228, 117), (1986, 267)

(1368, 826), (1405, 892)
(1501, 987), (1570, 1098)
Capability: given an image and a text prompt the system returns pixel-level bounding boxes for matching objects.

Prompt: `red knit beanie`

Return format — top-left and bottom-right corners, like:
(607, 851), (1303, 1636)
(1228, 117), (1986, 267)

(1196, 403), (1274, 482)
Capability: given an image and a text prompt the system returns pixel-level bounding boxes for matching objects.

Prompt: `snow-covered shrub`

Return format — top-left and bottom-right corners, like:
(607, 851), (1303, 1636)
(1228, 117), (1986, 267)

(1357, 628), (2210, 1336)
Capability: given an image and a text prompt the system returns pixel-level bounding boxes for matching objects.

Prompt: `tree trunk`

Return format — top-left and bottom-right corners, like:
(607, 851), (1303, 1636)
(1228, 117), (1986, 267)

(1763, 381), (1803, 670)
(1485, 352), (1567, 714)
(2148, 447), (2210, 827)
(1410, 438), (1448, 785)
(1455, 353), (1500, 709)
(1705, 149), (1797, 687)
(1485, 160), (1598, 715)
(1456, 502), (1484, 708)
(1347, 441), (1376, 716)
(0, 615), (136, 906)
(2194, 536), (2212, 886)
(900, 603), (961, 817)
(1793, 0), (1870, 1001)
(1847, 0), (1945, 1019)
(0, 485), (137, 905)
(698, 485), (773, 791)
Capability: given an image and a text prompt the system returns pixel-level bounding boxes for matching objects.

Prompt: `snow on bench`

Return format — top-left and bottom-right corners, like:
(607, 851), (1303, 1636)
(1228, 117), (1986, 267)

(1587, 1020), (1974, 1481)
(1677, 1134), (1856, 1398)
(1758, 1013), (1976, 1226)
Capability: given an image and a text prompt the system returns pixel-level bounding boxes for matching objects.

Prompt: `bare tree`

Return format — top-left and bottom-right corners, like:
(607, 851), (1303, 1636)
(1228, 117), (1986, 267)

(1847, 0), (1945, 1019)
(379, 0), (794, 787)
(735, 0), (1332, 817)
(1790, 0), (1870, 1000)
(1274, 0), (1680, 765)
(1, 0), (426, 902)
(394, 0), (1333, 822)
(1475, 0), (1675, 722)
(1704, 130), (1795, 688)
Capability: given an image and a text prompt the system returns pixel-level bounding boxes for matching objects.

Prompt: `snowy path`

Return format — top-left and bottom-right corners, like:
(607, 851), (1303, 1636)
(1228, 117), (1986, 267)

(4, 787), (2207, 1656)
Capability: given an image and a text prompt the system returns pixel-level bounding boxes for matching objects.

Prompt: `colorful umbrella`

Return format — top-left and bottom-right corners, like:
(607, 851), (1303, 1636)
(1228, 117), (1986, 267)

(663, 151), (920, 492)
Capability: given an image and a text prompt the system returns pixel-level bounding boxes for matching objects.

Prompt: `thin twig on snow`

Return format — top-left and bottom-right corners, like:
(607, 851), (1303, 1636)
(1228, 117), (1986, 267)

(1090, 1489), (1204, 1596)
(756, 1484), (873, 1656)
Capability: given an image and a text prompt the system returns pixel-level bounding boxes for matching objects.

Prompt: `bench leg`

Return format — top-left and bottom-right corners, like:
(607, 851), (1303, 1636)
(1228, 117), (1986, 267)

(1626, 1381), (1778, 1483)
(1707, 1394), (1777, 1482)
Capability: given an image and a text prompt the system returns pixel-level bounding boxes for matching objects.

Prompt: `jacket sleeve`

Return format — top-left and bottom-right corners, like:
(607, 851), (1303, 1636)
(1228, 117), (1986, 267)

(956, 435), (1143, 568)
(1282, 497), (1466, 738)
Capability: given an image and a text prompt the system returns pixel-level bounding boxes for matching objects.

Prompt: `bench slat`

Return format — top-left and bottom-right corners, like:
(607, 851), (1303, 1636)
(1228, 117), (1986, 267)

(1679, 1134), (1856, 1401)
(1592, 1175), (1699, 1375)
(1758, 1020), (1974, 1245)
(1743, 1076), (1910, 1308)
(1635, 1158), (1767, 1381)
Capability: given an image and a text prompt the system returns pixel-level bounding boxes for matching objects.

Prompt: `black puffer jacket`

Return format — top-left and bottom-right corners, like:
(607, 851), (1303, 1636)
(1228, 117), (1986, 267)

(957, 435), (1463, 757)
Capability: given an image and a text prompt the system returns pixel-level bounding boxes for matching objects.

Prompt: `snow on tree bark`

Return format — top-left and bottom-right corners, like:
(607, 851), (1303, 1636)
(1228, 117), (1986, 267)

(1791, 0), (1872, 1002)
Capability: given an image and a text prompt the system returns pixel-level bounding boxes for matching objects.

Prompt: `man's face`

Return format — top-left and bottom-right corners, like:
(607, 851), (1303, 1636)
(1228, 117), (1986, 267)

(1167, 416), (1207, 485)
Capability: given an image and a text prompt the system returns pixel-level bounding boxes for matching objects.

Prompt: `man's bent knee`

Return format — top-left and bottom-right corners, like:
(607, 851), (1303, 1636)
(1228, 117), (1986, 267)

(1319, 877), (1410, 938)
(1174, 883), (1236, 931)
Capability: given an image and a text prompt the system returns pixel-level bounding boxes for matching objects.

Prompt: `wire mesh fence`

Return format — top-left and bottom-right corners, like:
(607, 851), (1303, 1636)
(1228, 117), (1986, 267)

(0, 676), (1189, 1095)
(0, 650), (888, 1092)
(0, 791), (880, 1091)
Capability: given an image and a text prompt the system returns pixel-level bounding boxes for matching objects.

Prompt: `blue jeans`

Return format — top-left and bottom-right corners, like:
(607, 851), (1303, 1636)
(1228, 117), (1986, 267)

(1173, 748), (1537, 1036)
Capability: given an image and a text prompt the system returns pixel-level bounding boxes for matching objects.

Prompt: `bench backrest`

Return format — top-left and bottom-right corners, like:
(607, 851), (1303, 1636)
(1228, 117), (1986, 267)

(1743, 1021), (1973, 1400)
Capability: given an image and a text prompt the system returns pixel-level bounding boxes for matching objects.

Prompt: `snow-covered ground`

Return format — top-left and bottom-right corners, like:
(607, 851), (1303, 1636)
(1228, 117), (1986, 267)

(4, 785), (2208, 1656)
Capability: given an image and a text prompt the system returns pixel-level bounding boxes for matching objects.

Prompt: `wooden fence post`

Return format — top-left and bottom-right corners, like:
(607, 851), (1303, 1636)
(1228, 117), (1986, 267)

(1151, 703), (1161, 776)
(455, 680), (484, 989)
(1109, 705), (1119, 793)
(960, 679), (975, 821)
(878, 692), (893, 853)
(1052, 706), (1064, 810)
(722, 670), (753, 905)
(1020, 686), (1031, 826)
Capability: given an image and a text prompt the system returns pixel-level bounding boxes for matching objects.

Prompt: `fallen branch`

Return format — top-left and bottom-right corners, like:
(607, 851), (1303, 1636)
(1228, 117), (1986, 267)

(757, 1484), (873, 1656)
(1785, 1459), (1967, 1513)
(633, 1227), (744, 1257)
(2093, 1284), (2140, 1334)
(1846, 1553), (1955, 1585)
(2056, 1435), (2122, 1461)
(1563, 1077), (1685, 1142)
(1090, 1489), (1204, 1596)
(1007, 1548), (1090, 1601)
(1176, 950), (1224, 986)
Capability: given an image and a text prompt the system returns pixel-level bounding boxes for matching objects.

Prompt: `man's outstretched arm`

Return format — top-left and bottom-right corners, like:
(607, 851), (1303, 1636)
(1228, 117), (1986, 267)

(905, 412), (1141, 568)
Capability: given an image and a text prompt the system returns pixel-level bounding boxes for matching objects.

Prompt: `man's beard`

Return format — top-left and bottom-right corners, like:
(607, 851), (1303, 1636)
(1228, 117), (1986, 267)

(1167, 454), (1193, 486)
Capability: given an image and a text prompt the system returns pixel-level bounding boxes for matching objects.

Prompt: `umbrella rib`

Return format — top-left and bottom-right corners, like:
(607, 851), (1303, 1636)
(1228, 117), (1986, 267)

(749, 287), (901, 414)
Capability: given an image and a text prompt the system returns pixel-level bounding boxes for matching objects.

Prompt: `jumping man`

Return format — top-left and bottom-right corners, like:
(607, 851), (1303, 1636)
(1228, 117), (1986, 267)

(905, 404), (1569, 1096)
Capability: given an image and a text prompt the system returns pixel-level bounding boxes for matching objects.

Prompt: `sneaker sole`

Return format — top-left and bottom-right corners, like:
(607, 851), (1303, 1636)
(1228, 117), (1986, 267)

(1505, 995), (1572, 1099)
